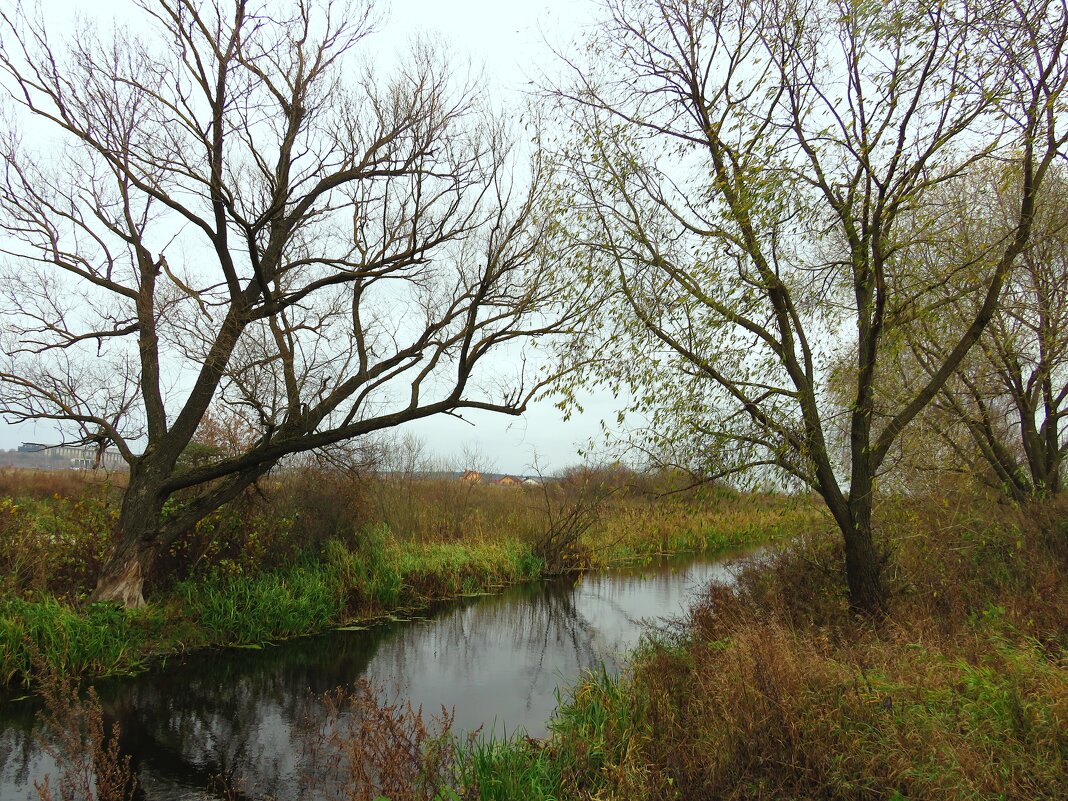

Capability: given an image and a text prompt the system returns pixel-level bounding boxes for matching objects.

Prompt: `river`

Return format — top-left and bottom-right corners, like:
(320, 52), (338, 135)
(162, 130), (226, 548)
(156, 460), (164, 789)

(0, 551), (753, 800)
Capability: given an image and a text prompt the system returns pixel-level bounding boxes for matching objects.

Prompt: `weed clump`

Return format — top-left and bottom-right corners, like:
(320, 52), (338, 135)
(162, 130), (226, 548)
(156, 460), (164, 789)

(299, 679), (460, 801)
(32, 657), (138, 801)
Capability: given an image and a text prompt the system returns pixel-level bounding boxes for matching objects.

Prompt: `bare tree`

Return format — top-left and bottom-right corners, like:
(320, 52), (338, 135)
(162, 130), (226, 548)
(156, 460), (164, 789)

(550, 0), (1068, 613)
(526, 458), (620, 573)
(0, 0), (577, 606)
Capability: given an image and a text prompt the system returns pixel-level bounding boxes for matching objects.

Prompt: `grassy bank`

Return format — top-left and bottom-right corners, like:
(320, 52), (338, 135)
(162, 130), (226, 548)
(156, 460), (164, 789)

(0, 468), (815, 688)
(454, 491), (1068, 801)
(20, 483), (1068, 799)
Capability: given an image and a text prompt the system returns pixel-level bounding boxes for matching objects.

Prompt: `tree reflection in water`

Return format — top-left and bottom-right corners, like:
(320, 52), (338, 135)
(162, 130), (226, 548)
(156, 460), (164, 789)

(0, 553), (749, 800)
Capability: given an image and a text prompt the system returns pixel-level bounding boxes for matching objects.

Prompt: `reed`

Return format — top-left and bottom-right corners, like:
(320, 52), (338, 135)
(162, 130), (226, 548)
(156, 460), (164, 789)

(0, 465), (811, 687)
(497, 490), (1068, 801)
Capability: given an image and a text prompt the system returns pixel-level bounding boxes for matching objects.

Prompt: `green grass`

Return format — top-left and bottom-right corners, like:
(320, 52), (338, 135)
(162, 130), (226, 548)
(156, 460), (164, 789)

(175, 560), (346, 643)
(171, 533), (548, 648)
(455, 664), (654, 801)
(586, 495), (819, 564)
(0, 596), (163, 685)
(823, 638), (1068, 799)
(452, 621), (1068, 801)
(0, 482), (809, 689)
(459, 734), (564, 801)
(11, 475), (1063, 800)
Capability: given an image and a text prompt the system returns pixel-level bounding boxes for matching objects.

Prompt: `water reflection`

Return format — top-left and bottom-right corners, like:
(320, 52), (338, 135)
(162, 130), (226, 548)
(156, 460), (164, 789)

(0, 554), (746, 801)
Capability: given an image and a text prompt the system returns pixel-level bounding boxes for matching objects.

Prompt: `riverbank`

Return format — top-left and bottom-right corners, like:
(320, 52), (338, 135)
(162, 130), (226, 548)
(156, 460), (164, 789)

(0, 469), (817, 688)
(457, 490), (1068, 800)
(13, 485), (1067, 800)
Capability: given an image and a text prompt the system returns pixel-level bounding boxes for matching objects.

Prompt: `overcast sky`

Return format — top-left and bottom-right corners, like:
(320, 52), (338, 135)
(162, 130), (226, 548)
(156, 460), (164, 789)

(0, 0), (620, 474)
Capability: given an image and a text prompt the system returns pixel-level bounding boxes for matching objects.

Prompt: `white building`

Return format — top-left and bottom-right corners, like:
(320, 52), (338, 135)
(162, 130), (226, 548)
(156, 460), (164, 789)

(18, 443), (127, 470)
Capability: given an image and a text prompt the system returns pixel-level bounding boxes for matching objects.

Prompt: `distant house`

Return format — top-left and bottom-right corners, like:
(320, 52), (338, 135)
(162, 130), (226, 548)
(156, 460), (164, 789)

(523, 477), (542, 487)
(18, 442), (126, 471)
(460, 469), (483, 483)
(496, 475), (522, 486)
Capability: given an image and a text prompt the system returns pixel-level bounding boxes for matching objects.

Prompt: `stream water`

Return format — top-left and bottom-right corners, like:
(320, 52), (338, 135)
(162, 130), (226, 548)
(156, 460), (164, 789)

(0, 551), (753, 800)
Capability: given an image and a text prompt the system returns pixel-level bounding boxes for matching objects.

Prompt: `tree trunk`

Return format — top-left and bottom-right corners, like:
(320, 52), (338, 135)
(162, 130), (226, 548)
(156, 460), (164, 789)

(843, 497), (885, 617)
(820, 482), (887, 617)
(91, 466), (166, 608)
(91, 535), (161, 609)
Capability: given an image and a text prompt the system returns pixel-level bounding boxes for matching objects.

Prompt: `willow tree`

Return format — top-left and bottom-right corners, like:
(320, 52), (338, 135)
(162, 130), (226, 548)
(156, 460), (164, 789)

(552, 0), (1068, 613)
(0, 1), (576, 607)
(896, 166), (1068, 501)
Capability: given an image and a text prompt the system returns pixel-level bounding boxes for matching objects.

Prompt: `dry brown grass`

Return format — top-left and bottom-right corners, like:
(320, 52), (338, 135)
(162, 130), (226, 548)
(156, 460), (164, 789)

(0, 468), (125, 500)
(638, 612), (1068, 798)
(614, 489), (1068, 800)
(32, 656), (138, 801)
(299, 679), (462, 801)
(0, 468), (128, 599)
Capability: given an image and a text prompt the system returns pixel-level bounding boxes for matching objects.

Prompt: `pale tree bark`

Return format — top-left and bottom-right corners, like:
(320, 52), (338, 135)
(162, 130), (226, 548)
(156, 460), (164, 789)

(0, 1), (580, 607)
(550, 0), (1068, 614)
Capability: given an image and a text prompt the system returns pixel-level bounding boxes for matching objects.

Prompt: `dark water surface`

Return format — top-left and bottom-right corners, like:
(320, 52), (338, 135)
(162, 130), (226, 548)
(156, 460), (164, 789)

(0, 552), (750, 800)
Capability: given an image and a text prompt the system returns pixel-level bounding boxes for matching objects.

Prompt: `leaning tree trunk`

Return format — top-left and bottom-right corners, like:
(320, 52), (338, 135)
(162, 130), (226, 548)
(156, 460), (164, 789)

(91, 465), (168, 608)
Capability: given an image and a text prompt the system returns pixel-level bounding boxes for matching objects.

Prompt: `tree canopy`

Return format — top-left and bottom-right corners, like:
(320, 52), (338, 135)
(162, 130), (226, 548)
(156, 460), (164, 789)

(0, 0), (577, 606)
(550, 0), (1068, 612)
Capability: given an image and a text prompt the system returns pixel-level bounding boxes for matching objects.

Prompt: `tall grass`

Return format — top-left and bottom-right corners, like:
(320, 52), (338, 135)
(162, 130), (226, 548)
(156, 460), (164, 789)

(490, 490), (1068, 801)
(175, 530), (547, 647)
(458, 734), (563, 801)
(0, 466), (813, 601)
(299, 679), (460, 801)
(0, 465), (812, 687)
(0, 597), (162, 686)
(175, 560), (346, 643)
(0, 466), (125, 500)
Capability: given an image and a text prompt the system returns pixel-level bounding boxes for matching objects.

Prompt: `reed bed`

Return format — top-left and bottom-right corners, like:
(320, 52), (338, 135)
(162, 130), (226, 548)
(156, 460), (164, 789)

(0, 466), (809, 687)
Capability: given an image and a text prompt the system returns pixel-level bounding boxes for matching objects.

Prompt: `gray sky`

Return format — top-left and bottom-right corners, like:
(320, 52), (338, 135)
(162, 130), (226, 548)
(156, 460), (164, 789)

(0, 0), (617, 474)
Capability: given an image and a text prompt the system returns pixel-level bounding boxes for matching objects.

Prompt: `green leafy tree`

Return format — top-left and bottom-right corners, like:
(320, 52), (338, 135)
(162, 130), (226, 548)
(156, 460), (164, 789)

(550, 0), (1068, 613)
(895, 166), (1068, 501)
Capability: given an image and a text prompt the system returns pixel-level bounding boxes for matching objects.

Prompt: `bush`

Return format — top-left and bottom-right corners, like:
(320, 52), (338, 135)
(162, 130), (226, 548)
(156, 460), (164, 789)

(0, 493), (118, 600)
